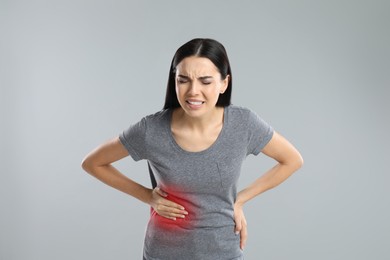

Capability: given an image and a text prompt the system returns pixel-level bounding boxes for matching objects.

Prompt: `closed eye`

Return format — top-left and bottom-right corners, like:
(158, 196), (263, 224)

(177, 75), (189, 84)
(199, 76), (213, 85)
(177, 79), (188, 84)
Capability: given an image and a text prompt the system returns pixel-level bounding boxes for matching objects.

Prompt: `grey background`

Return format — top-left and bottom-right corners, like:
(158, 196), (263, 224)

(1, 0), (389, 259)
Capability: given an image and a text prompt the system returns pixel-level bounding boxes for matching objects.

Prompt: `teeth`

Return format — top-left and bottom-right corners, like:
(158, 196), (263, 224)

(188, 101), (203, 105)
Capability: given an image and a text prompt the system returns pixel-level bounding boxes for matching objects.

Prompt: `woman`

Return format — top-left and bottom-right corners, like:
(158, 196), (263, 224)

(82, 38), (303, 259)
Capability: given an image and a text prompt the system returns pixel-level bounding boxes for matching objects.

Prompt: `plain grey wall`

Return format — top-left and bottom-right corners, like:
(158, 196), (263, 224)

(1, 0), (389, 259)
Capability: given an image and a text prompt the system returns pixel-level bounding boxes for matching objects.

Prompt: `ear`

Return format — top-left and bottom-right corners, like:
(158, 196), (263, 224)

(220, 75), (230, 94)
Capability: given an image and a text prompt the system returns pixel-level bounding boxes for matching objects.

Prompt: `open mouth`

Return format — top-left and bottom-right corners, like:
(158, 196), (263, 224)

(186, 100), (205, 105)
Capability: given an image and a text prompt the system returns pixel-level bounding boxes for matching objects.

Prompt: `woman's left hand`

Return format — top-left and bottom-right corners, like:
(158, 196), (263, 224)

(233, 203), (247, 250)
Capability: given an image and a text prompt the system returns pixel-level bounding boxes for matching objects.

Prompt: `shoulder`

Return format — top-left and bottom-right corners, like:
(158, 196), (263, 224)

(226, 105), (255, 120)
(136, 109), (171, 137)
(226, 105), (272, 129)
(122, 109), (170, 133)
(142, 109), (170, 124)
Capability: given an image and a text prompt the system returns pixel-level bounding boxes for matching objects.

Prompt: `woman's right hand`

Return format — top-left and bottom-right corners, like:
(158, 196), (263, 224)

(149, 187), (188, 220)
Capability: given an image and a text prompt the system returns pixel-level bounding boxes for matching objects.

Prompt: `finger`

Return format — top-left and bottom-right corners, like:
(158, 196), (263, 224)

(240, 223), (248, 250)
(157, 204), (188, 215)
(160, 198), (187, 211)
(154, 188), (186, 210)
(152, 198), (187, 220)
(158, 209), (188, 220)
(234, 216), (242, 235)
(165, 211), (188, 219)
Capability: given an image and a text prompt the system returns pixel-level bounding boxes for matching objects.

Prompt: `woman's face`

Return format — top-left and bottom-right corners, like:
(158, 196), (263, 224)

(175, 56), (229, 118)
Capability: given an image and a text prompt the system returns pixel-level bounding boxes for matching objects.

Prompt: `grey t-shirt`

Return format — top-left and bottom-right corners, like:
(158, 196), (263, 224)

(119, 105), (274, 260)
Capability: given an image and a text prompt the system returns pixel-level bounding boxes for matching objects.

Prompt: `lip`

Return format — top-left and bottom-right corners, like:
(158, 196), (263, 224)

(186, 98), (204, 103)
(185, 99), (205, 109)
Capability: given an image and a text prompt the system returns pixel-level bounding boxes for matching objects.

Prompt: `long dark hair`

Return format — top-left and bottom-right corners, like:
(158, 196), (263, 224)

(163, 38), (233, 109)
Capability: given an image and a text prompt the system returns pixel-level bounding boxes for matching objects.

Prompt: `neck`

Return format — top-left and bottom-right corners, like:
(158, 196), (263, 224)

(173, 107), (224, 131)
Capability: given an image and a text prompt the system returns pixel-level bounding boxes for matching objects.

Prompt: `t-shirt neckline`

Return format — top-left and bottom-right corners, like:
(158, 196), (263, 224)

(166, 106), (229, 156)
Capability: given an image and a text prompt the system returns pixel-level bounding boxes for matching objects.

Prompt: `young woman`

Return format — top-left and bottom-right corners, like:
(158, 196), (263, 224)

(82, 38), (303, 259)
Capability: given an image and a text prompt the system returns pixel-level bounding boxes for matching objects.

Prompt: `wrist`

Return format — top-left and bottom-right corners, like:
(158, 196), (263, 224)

(235, 191), (247, 206)
(234, 199), (245, 208)
(141, 187), (154, 206)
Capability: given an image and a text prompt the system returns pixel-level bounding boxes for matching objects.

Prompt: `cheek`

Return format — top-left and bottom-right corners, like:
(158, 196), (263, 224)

(209, 86), (222, 98)
(175, 85), (183, 98)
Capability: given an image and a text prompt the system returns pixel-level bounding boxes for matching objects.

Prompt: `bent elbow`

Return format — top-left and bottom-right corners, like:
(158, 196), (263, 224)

(81, 156), (94, 174)
(298, 157), (304, 169)
(294, 153), (304, 171)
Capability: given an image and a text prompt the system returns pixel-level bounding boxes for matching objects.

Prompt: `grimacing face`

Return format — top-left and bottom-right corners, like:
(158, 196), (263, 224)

(175, 56), (229, 117)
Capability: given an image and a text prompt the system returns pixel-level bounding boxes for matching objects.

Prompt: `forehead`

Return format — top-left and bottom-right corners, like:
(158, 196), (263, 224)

(176, 56), (220, 76)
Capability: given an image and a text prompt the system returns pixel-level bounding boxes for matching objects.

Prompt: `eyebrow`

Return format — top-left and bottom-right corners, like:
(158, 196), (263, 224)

(177, 75), (213, 80)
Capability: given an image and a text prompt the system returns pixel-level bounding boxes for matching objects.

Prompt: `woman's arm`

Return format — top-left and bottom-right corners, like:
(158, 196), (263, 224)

(234, 131), (303, 249)
(81, 137), (187, 220)
(237, 131), (303, 205)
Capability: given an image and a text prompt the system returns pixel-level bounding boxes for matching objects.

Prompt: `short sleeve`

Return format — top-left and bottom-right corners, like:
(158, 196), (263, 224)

(246, 110), (274, 156)
(119, 117), (147, 161)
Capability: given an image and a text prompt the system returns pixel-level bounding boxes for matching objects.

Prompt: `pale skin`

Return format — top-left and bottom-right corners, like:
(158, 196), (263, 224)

(82, 56), (303, 251)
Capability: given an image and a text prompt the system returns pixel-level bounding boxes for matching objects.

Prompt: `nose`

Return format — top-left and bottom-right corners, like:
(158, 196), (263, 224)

(188, 82), (200, 95)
